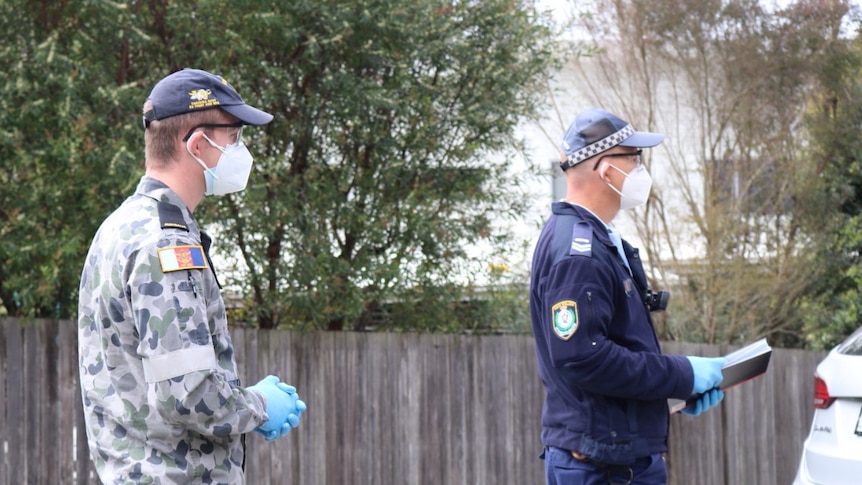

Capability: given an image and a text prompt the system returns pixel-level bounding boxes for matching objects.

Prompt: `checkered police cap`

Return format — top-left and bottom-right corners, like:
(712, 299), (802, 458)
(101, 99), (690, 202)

(559, 108), (664, 170)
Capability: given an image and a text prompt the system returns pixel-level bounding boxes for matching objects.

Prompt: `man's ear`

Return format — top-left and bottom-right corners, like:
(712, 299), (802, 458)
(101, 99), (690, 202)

(185, 130), (205, 159)
(596, 160), (610, 182)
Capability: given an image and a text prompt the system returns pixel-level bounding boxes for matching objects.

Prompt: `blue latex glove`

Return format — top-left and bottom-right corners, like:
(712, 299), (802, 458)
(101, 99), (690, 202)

(682, 388), (724, 416)
(686, 356), (727, 394)
(247, 375), (307, 441)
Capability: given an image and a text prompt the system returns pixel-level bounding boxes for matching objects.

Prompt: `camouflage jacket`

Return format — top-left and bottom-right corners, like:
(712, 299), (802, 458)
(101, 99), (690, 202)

(78, 176), (267, 484)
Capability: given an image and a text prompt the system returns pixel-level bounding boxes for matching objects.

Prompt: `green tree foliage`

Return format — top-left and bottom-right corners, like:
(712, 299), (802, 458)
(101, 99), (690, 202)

(0, 0), (558, 332)
(210, 0), (558, 330)
(797, 28), (862, 350)
(0, 1), (144, 318)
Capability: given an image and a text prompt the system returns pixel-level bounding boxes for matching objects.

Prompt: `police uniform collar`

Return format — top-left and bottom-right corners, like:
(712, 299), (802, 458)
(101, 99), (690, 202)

(552, 201), (614, 246)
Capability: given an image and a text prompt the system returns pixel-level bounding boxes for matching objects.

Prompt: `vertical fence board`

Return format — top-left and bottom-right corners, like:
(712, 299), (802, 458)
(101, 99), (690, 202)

(442, 334), (471, 485)
(510, 336), (545, 484)
(292, 331), (328, 485)
(58, 319), (77, 483)
(475, 335), (503, 484)
(269, 329), (291, 482)
(5, 320), (24, 484)
(0, 318), (7, 485)
(23, 323), (39, 483)
(400, 332), (422, 484)
(0, 318), (15, 483)
(41, 320), (60, 485)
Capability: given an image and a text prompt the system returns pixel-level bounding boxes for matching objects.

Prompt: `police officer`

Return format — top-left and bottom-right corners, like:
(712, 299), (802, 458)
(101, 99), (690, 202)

(529, 108), (726, 484)
(78, 68), (306, 483)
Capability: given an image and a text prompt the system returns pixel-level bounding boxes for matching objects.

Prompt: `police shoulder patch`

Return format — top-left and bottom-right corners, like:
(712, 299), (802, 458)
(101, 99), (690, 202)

(552, 300), (579, 340)
(158, 246), (208, 273)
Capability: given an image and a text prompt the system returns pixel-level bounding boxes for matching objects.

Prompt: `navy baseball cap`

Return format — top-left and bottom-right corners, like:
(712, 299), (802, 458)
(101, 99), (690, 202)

(559, 108), (664, 170)
(142, 68), (273, 128)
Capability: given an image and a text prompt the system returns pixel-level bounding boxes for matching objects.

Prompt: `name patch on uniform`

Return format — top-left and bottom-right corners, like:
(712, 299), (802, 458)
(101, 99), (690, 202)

(157, 246), (208, 273)
(552, 300), (578, 340)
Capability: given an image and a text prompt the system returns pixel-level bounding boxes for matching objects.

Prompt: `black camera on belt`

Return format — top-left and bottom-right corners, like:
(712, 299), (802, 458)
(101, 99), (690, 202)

(644, 289), (670, 312)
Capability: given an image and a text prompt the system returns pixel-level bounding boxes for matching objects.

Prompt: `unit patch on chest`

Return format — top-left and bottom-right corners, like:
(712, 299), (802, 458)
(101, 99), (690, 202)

(552, 300), (579, 340)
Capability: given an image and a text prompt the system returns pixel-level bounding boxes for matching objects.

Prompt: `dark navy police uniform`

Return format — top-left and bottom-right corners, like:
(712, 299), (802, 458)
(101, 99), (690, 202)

(530, 202), (694, 484)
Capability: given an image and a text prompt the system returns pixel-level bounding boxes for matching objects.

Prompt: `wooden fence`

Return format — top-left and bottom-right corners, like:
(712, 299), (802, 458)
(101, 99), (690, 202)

(0, 318), (827, 484)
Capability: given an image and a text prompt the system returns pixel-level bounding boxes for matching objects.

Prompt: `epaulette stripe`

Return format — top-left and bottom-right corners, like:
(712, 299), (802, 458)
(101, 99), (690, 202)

(571, 241), (591, 253)
(569, 223), (593, 257)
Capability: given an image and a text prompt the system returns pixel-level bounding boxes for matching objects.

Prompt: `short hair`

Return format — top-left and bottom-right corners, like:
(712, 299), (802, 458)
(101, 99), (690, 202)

(143, 101), (227, 169)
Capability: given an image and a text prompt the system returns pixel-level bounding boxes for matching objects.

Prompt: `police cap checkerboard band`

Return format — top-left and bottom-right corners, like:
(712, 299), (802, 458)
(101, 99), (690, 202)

(530, 108), (727, 484)
(77, 68), (306, 484)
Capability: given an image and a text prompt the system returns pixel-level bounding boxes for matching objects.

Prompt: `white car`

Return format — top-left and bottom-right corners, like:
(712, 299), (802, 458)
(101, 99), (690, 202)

(793, 326), (862, 485)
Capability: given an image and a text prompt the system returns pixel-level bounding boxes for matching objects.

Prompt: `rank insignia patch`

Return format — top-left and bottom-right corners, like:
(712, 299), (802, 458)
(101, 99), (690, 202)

(552, 300), (578, 340)
(570, 237), (591, 254)
(158, 246), (208, 273)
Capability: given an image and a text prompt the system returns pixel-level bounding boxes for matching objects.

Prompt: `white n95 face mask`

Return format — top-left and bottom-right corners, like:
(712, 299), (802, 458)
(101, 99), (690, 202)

(188, 133), (254, 196)
(605, 163), (653, 210)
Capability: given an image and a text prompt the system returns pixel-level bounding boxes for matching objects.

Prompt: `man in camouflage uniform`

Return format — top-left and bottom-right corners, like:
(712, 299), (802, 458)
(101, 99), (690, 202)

(78, 68), (306, 484)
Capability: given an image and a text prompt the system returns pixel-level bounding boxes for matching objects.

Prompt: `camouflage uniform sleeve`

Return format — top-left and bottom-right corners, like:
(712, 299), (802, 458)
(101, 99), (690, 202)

(129, 241), (268, 438)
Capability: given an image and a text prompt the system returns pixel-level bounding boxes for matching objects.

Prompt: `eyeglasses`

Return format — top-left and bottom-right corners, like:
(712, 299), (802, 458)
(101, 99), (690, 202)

(182, 122), (244, 144)
(593, 149), (643, 170)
